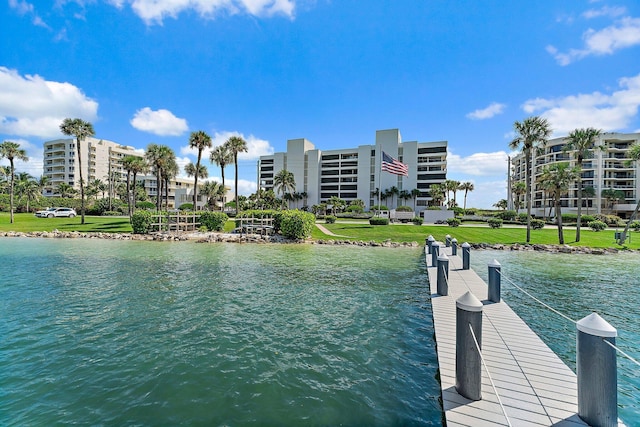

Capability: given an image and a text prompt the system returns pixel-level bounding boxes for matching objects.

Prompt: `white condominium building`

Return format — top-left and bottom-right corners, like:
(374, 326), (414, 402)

(511, 132), (640, 219)
(42, 137), (205, 209)
(258, 129), (448, 214)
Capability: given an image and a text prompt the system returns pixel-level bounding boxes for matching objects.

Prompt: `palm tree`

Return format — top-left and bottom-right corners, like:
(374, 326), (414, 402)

(273, 169), (296, 209)
(538, 162), (579, 244)
(429, 183), (445, 207)
(398, 190), (410, 208)
(57, 182), (77, 198)
(617, 143), (640, 245)
(163, 155), (179, 211)
(460, 182), (474, 213)
(185, 162), (208, 209)
(389, 186), (399, 209)
(188, 131), (212, 211)
(563, 127), (602, 242)
(328, 196), (345, 215)
(583, 186), (595, 215)
(601, 188), (624, 215)
(129, 157), (148, 215)
(225, 136), (248, 214)
(493, 199), (508, 210)
(444, 180), (460, 208)
(146, 144), (174, 211)
(202, 180), (225, 210)
(0, 141), (29, 223)
(512, 181), (526, 212)
(17, 179), (40, 213)
(60, 118), (95, 224)
(210, 144), (233, 204)
(411, 188), (421, 211)
(509, 116), (552, 242)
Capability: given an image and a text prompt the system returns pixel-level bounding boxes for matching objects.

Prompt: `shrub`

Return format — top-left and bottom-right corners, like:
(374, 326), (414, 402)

(588, 220), (607, 232)
(345, 205), (363, 214)
(396, 205), (413, 212)
(594, 214), (621, 226)
(325, 215), (337, 224)
(530, 219), (545, 230)
(452, 206), (465, 217)
(446, 217), (461, 227)
(412, 217), (423, 225)
(199, 211), (228, 231)
(488, 218), (503, 229)
(517, 213), (529, 223)
(179, 203), (194, 210)
(427, 206), (444, 210)
(132, 210), (154, 234)
(102, 211), (122, 216)
(495, 210), (516, 221)
(580, 214), (595, 223)
(370, 205), (388, 211)
(464, 208), (478, 216)
(369, 217), (389, 225)
(631, 220), (640, 232)
(561, 213), (578, 223)
(279, 210), (315, 239)
(136, 201), (156, 210)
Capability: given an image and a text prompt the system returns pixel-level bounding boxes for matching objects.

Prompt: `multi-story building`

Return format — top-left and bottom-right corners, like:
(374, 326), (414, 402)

(511, 132), (640, 219)
(257, 129), (447, 215)
(42, 137), (206, 209)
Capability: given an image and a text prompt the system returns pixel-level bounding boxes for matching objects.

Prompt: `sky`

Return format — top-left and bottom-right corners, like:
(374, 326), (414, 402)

(2, 0), (640, 208)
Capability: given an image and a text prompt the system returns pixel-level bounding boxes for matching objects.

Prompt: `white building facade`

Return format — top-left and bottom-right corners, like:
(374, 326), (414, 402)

(43, 137), (206, 209)
(511, 132), (640, 219)
(258, 129), (448, 215)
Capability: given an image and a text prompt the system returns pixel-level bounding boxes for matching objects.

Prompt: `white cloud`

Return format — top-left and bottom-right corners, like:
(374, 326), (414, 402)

(582, 6), (626, 20)
(447, 149), (509, 176)
(0, 138), (44, 178)
(225, 178), (258, 197)
(181, 130), (274, 161)
(466, 102), (506, 120)
(521, 73), (640, 134)
(115, 0), (296, 25)
(8, 0), (34, 15)
(465, 179), (508, 209)
(548, 17), (640, 65)
(130, 107), (188, 136)
(0, 67), (98, 138)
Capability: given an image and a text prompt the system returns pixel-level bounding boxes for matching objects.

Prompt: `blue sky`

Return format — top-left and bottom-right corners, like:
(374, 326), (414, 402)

(2, 0), (639, 208)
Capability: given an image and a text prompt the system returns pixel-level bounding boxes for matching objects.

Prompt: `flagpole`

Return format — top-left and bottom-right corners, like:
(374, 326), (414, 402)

(377, 151), (382, 214)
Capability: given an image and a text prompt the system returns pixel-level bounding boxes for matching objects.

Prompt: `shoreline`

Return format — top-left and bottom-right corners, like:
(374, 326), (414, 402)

(0, 230), (630, 253)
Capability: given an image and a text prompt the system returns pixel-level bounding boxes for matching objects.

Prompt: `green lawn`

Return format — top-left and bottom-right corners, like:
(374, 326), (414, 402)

(314, 222), (640, 250)
(2, 213), (638, 250)
(0, 213), (133, 233)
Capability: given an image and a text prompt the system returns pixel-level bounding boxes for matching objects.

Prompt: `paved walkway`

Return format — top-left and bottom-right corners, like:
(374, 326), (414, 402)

(314, 223), (352, 237)
(427, 245), (594, 427)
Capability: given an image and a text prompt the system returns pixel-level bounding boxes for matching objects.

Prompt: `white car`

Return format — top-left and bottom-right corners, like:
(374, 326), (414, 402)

(35, 207), (77, 218)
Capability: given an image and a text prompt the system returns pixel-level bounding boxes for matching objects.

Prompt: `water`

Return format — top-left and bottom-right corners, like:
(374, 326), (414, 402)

(471, 250), (640, 427)
(0, 238), (442, 426)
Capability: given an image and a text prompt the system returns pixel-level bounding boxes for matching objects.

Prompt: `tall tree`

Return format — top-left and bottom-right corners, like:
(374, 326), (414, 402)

(57, 182), (77, 198)
(163, 155), (179, 211)
(563, 127), (602, 242)
(210, 144), (233, 204)
(460, 181), (474, 212)
(0, 141), (29, 223)
(202, 180), (225, 210)
(512, 181), (526, 212)
(273, 169), (296, 210)
(389, 186), (399, 209)
(188, 131), (212, 211)
(17, 179), (40, 213)
(60, 118), (95, 224)
(145, 144), (174, 211)
(411, 188), (421, 211)
(617, 143), (640, 245)
(537, 162), (579, 244)
(185, 162), (208, 208)
(509, 116), (552, 242)
(122, 155), (137, 217)
(429, 183), (445, 207)
(583, 186), (595, 215)
(225, 136), (248, 214)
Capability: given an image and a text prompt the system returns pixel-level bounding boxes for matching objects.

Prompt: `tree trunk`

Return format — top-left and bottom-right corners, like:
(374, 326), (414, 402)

(525, 150), (532, 242)
(77, 138), (85, 224)
(576, 170), (583, 242)
(9, 160), (15, 224)
(556, 198), (564, 244)
(618, 200), (640, 245)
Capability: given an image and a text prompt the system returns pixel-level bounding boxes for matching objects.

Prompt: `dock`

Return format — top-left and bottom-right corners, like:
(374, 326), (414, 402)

(427, 245), (590, 426)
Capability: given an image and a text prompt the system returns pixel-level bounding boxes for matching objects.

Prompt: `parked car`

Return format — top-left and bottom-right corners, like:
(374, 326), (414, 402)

(35, 207), (77, 218)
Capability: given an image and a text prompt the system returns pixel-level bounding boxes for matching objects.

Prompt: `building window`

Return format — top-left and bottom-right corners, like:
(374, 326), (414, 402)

(418, 147), (446, 154)
(321, 154), (340, 161)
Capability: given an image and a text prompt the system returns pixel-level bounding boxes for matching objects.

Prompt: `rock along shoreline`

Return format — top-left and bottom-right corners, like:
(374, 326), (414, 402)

(0, 230), (628, 253)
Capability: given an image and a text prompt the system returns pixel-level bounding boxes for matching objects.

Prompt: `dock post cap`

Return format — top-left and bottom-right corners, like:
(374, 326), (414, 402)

(488, 259), (501, 267)
(456, 291), (483, 312)
(577, 312), (617, 337)
(451, 237), (458, 243)
(437, 253), (449, 261)
(427, 235), (435, 242)
(445, 234), (451, 238)
(461, 242), (471, 248)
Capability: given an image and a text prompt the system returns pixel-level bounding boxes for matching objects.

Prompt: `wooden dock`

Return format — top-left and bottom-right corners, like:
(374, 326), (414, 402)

(427, 245), (590, 426)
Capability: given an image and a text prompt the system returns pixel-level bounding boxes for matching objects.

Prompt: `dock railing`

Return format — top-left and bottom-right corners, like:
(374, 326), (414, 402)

(428, 237), (638, 427)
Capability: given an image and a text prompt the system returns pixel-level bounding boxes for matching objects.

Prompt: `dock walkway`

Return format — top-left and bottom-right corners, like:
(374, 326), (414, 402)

(427, 245), (589, 427)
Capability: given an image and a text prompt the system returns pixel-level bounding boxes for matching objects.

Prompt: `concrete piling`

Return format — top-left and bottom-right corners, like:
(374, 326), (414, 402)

(488, 259), (501, 303)
(455, 291), (483, 401)
(461, 242), (471, 270)
(437, 253), (449, 296)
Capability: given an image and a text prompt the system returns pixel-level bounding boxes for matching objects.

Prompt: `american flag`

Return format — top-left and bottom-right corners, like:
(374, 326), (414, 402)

(381, 151), (408, 176)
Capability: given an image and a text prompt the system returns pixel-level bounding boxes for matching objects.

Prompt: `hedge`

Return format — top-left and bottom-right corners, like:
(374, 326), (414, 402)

(488, 218), (503, 228)
(132, 210), (154, 234)
(446, 217), (461, 227)
(199, 211), (228, 231)
(588, 220), (607, 231)
(325, 215), (337, 224)
(370, 217), (389, 225)
(279, 210), (315, 239)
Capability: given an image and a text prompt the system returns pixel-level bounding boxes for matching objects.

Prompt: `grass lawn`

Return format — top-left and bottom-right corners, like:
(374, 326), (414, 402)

(0, 213), (133, 233)
(314, 222), (640, 250)
(2, 212), (638, 250)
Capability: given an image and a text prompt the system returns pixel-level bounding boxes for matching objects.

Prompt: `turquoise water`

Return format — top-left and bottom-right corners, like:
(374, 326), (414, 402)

(0, 239), (442, 426)
(471, 250), (640, 427)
